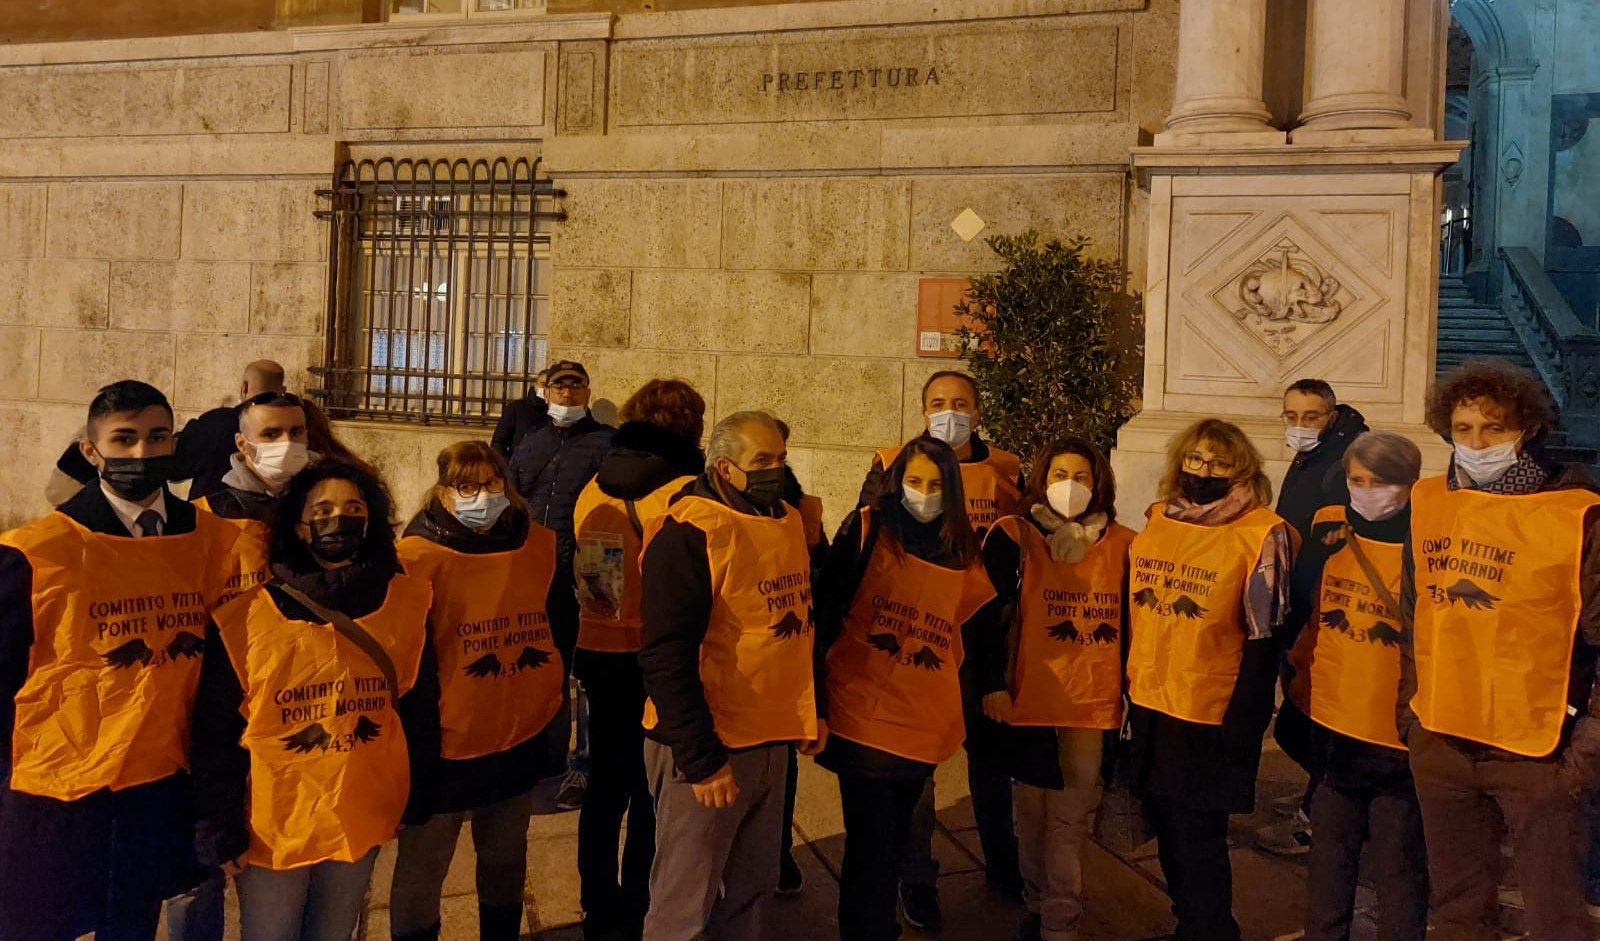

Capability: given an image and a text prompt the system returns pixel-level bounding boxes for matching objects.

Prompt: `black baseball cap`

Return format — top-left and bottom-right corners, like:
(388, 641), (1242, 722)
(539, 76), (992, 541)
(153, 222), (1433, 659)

(546, 361), (589, 385)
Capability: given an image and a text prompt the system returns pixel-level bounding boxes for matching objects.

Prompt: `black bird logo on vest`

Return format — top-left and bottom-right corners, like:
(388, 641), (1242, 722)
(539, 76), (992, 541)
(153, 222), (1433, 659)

(910, 646), (944, 671)
(281, 723), (331, 753)
(1322, 609), (1352, 635)
(516, 646), (553, 671)
(1132, 588), (1160, 610)
(867, 632), (902, 655)
(1091, 622), (1118, 644)
(1367, 621), (1403, 647)
(352, 716), (382, 743)
(1048, 620), (1079, 642)
(1445, 579), (1501, 610)
(166, 631), (204, 660)
(102, 638), (155, 669)
(465, 653), (503, 678)
(1172, 596), (1208, 620)
(771, 610), (808, 640)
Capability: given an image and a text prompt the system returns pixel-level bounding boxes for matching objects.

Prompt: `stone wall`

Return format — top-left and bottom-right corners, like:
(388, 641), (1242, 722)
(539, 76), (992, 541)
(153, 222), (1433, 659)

(0, 0), (1177, 531)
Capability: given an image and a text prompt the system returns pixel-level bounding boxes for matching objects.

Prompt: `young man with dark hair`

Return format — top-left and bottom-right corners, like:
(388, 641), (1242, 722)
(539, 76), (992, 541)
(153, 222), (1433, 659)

(0, 380), (246, 941)
(177, 360), (286, 501)
(196, 391), (313, 529)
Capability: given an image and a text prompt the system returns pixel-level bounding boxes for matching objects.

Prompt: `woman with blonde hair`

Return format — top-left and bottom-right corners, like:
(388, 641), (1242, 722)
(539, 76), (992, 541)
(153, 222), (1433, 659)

(1125, 419), (1296, 941)
(389, 440), (574, 941)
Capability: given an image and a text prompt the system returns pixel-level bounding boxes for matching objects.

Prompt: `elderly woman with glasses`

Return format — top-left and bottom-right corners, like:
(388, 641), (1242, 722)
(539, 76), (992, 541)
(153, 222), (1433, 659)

(1124, 419), (1297, 941)
(389, 440), (575, 941)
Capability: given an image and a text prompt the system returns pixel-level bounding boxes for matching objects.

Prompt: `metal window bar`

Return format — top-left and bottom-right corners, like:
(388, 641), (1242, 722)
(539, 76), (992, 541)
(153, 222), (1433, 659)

(313, 157), (565, 425)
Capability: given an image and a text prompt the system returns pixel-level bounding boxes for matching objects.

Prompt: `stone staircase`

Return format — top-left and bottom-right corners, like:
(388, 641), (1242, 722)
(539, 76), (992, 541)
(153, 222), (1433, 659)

(1435, 275), (1535, 375)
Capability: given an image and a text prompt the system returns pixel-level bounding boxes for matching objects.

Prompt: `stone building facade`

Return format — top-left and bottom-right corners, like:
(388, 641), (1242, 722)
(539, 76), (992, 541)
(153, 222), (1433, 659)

(0, 0), (1180, 530)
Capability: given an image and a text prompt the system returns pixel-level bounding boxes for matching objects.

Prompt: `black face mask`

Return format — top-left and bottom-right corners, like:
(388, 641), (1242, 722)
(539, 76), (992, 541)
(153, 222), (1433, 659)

(98, 454), (179, 503)
(738, 467), (789, 510)
(307, 515), (367, 563)
(1178, 471), (1233, 506)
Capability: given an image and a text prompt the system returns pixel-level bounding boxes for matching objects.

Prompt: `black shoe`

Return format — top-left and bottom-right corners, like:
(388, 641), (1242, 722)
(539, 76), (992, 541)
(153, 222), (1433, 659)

(899, 883), (942, 931)
(391, 924), (441, 941)
(776, 851), (804, 896)
(1013, 913), (1043, 941)
(986, 871), (1024, 904)
(479, 902), (522, 941)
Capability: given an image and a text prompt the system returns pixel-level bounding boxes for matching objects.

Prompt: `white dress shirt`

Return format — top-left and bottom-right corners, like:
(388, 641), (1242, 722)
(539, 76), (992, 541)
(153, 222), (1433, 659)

(100, 482), (169, 538)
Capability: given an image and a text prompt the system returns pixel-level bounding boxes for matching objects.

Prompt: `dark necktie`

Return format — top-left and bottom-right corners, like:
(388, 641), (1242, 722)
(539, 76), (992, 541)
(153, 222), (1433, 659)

(135, 510), (163, 538)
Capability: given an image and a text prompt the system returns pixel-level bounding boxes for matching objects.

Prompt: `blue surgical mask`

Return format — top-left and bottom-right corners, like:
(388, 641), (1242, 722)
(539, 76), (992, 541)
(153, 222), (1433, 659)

(1454, 437), (1521, 486)
(452, 489), (511, 531)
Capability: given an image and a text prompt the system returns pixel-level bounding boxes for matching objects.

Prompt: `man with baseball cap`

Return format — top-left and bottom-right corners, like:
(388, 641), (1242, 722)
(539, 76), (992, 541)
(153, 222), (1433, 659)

(511, 361), (616, 809)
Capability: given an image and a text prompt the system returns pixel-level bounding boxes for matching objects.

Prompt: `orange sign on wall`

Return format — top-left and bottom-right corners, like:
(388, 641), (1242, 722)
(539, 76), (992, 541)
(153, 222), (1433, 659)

(917, 277), (972, 358)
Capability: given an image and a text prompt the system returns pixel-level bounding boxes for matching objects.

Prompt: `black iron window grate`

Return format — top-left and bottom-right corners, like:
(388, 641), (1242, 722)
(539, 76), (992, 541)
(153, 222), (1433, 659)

(312, 157), (565, 425)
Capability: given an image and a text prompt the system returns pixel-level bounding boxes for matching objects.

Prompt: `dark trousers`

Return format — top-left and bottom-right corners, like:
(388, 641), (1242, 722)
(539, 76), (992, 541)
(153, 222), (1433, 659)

(0, 776), (199, 941)
(839, 774), (929, 941)
(1145, 796), (1240, 941)
(1409, 728), (1590, 941)
(575, 652), (656, 931)
(781, 744), (799, 863)
(1304, 781), (1428, 941)
(900, 754), (1019, 888)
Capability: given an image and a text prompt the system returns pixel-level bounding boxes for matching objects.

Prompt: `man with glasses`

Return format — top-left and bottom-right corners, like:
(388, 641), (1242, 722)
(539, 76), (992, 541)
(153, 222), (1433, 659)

(177, 360), (287, 501)
(511, 361), (616, 810)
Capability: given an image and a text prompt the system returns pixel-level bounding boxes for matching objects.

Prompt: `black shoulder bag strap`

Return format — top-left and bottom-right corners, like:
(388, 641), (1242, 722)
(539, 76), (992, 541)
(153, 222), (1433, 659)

(1341, 526), (1403, 620)
(275, 582), (400, 710)
(624, 499), (645, 539)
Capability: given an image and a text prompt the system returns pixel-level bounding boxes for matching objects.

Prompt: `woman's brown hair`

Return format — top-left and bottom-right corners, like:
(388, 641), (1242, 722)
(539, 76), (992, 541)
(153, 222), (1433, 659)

(621, 379), (707, 443)
(1024, 435), (1117, 524)
(420, 440), (530, 516)
(1157, 418), (1272, 505)
(1426, 358), (1554, 439)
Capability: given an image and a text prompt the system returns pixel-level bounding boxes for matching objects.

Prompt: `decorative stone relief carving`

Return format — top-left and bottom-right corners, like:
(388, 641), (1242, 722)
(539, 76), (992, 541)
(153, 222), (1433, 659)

(1500, 141), (1524, 188)
(1219, 238), (1346, 355)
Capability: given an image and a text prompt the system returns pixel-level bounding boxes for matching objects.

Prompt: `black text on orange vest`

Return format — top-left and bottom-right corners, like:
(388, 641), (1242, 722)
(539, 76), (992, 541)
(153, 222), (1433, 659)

(455, 609), (555, 678)
(760, 571), (813, 639)
(93, 590), (209, 668)
(1418, 536), (1511, 611)
(1131, 556), (1216, 620)
(1040, 588), (1121, 646)
(866, 594), (952, 670)
(1319, 569), (1402, 646)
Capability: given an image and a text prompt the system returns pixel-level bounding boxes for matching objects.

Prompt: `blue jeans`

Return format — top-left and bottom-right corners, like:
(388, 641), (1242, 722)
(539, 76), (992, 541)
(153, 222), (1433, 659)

(235, 848), (379, 941)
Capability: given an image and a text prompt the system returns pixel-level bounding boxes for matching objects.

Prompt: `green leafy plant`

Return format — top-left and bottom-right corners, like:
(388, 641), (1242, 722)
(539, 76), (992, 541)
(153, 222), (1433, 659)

(955, 230), (1139, 458)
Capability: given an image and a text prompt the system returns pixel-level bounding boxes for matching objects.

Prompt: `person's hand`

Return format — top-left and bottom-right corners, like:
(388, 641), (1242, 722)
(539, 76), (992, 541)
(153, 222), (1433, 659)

(221, 855), (248, 877)
(691, 762), (740, 809)
(798, 719), (829, 757)
(982, 691), (1014, 724)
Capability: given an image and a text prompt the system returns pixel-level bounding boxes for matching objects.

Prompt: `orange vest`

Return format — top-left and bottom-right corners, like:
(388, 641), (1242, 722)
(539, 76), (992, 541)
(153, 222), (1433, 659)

(875, 443), (1022, 530)
(826, 509), (997, 764)
(214, 575), (431, 870)
(572, 475), (695, 654)
(192, 497), (271, 607)
(992, 516), (1135, 730)
(1409, 476), (1600, 757)
(640, 495), (818, 748)
(1126, 505), (1282, 725)
(1288, 506), (1406, 750)
(1, 511), (241, 800)
(398, 525), (564, 761)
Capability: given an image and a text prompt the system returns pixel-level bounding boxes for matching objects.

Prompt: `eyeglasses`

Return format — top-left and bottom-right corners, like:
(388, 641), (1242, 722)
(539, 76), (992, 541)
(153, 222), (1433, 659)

(1182, 452), (1235, 475)
(452, 479), (506, 498)
(246, 391), (304, 408)
(547, 379), (588, 391)
(1282, 410), (1328, 424)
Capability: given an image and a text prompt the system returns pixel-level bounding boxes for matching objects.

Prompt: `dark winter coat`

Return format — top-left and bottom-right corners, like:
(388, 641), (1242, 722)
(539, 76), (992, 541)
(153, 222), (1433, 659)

(1276, 403), (1369, 541)
(177, 405), (245, 501)
(491, 394), (549, 460)
(509, 413), (616, 571)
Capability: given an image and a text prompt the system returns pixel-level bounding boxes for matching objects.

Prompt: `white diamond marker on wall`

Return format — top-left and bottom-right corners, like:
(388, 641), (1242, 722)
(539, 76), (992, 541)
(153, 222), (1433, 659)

(950, 208), (987, 242)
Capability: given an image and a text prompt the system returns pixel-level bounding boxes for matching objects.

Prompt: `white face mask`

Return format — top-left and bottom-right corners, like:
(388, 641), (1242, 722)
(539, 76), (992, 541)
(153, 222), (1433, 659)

(927, 410), (973, 450)
(1285, 426), (1321, 454)
(1348, 483), (1409, 522)
(1045, 479), (1092, 520)
(534, 388), (546, 401)
(451, 489), (511, 531)
(901, 486), (944, 524)
(547, 403), (587, 425)
(1454, 436), (1522, 486)
(247, 440), (310, 489)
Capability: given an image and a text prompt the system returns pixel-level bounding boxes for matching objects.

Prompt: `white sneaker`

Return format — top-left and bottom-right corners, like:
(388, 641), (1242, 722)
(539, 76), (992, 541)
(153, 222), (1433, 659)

(1254, 809), (1312, 856)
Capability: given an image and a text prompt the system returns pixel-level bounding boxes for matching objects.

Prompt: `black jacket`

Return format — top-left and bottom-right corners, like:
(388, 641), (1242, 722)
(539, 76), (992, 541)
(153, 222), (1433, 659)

(639, 476), (814, 783)
(1276, 404), (1368, 541)
(190, 557), (442, 867)
(177, 405), (244, 501)
(853, 432), (1021, 514)
(491, 395), (549, 460)
(400, 502), (572, 813)
(509, 414), (616, 569)
(813, 501), (1005, 781)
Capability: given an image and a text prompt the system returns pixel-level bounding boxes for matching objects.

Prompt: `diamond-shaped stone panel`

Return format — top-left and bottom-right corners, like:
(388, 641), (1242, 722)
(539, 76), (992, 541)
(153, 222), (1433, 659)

(949, 207), (986, 243)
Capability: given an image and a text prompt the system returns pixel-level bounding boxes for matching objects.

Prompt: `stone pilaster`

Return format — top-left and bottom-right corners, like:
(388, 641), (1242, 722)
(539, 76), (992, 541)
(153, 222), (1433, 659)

(1158, 0), (1279, 143)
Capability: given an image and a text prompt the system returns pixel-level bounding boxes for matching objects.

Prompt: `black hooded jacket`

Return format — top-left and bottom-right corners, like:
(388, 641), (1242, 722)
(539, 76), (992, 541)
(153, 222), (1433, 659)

(595, 421), (706, 503)
(1276, 403), (1369, 541)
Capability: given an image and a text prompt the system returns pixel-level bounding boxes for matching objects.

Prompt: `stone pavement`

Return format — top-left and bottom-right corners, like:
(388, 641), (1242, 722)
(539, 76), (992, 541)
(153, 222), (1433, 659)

(192, 736), (1450, 941)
